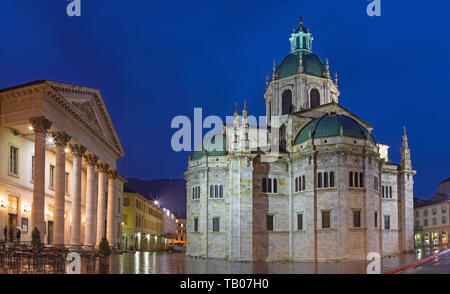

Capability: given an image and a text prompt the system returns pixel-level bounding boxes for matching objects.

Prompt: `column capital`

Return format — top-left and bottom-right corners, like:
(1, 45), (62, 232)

(52, 131), (71, 146)
(84, 154), (99, 166)
(96, 162), (109, 173)
(108, 168), (118, 179)
(29, 116), (52, 133)
(69, 144), (87, 157)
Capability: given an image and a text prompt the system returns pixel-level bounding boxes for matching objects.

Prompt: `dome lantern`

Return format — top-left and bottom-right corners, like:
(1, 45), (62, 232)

(289, 17), (314, 54)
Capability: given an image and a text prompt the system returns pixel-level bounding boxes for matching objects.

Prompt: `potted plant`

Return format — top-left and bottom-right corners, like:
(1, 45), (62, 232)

(98, 237), (111, 274)
(31, 227), (42, 254)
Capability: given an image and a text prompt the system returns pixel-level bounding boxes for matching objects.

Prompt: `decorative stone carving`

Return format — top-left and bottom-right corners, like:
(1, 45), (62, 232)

(52, 132), (71, 146)
(96, 161), (109, 173)
(84, 154), (99, 166)
(29, 116), (52, 133)
(108, 168), (118, 179)
(72, 101), (102, 131)
(69, 144), (87, 157)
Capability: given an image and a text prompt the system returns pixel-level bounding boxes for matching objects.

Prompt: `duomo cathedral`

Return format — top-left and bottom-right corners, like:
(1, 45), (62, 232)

(185, 20), (415, 262)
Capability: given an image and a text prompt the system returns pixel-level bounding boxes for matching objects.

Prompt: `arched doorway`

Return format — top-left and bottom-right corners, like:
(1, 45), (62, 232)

(282, 90), (292, 115)
(310, 89), (320, 108)
(442, 231), (448, 246)
(432, 231), (439, 247)
(414, 233), (422, 249)
(424, 232), (430, 247)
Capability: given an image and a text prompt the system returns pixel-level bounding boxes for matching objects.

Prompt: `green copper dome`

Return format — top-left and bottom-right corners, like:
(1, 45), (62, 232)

(276, 51), (326, 79)
(191, 134), (227, 160)
(294, 114), (376, 145)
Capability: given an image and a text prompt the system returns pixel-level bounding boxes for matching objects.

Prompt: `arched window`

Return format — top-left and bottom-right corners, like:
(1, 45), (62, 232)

(318, 173), (322, 188)
(295, 177), (298, 192)
(219, 185), (223, 198)
(280, 125), (286, 151)
(282, 90), (293, 115)
(273, 179), (278, 193)
(310, 89), (320, 108)
(215, 185), (218, 198)
(354, 172), (359, 188)
(296, 36), (300, 49)
(210, 185), (214, 198)
(192, 187), (195, 199)
(324, 172), (329, 188)
(268, 178), (272, 193)
(303, 36), (307, 49)
(262, 178), (267, 193)
(389, 186), (392, 198)
(330, 172), (335, 187)
(360, 173), (364, 188)
(349, 172), (353, 187)
(302, 175), (305, 190)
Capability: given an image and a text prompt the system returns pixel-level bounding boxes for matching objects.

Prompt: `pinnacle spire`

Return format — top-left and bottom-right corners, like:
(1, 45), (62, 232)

(234, 102), (239, 117)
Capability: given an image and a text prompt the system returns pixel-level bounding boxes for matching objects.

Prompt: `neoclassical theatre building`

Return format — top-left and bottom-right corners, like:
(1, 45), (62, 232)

(0, 80), (125, 248)
(185, 21), (416, 262)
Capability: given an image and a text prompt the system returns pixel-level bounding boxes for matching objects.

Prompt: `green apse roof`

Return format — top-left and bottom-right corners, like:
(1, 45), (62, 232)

(294, 114), (376, 145)
(276, 51), (326, 79)
(191, 134), (227, 160)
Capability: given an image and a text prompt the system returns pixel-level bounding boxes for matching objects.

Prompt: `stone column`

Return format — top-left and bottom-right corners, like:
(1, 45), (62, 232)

(29, 116), (52, 240)
(96, 162), (109, 246)
(106, 169), (118, 248)
(53, 132), (71, 247)
(69, 144), (86, 248)
(84, 154), (98, 248)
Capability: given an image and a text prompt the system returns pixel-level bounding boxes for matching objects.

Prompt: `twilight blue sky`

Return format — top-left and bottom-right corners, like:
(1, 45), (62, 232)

(0, 0), (449, 199)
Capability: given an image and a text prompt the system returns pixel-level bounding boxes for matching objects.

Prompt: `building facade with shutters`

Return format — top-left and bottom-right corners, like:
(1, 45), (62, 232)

(0, 80), (125, 249)
(413, 178), (450, 249)
(185, 20), (416, 262)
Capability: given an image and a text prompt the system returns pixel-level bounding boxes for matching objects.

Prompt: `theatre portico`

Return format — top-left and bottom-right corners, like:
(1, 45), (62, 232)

(0, 80), (125, 249)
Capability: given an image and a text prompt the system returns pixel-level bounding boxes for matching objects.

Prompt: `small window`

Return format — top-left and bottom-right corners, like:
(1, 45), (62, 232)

(374, 212), (378, 228)
(349, 172), (353, 187)
(310, 89), (320, 108)
(65, 172), (69, 194)
(219, 185), (223, 198)
(295, 177), (299, 192)
(354, 172), (359, 188)
(330, 172), (335, 188)
(424, 209), (428, 217)
(432, 207), (437, 215)
(415, 220), (420, 227)
(432, 217), (437, 226)
(31, 155), (35, 181)
(442, 206), (447, 213)
(374, 176), (378, 191)
(384, 215), (390, 230)
(322, 211), (331, 229)
(262, 178), (267, 193)
(267, 215), (274, 231)
(382, 186), (385, 198)
(213, 218), (220, 232)
(424, 219), (428, 226)
(318, 173), (323, 188)
(353, 211), (361, 228)
(268, 178), (272, 193)
(194, 218), (199, 232)
(123, 198), (129, 207)
(297, 214), (303, 230)
(359, 173), (364, 188)
(273, 179), (278, 193)
(324, 172), (329, 188)
(302, 175), (305, 190)
(49, 164), (55, 188)
(389, 186), (392, 198)
(443, 216), (447, 224)
(9, 145), (19, 176)
(215, 185), (218, 198)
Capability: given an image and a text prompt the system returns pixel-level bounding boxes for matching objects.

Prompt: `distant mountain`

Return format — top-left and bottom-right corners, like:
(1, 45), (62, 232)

(125, 178), (186, 218)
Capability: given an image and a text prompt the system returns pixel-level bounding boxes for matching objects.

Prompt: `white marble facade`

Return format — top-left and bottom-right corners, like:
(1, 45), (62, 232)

(185, 21), (416, 262)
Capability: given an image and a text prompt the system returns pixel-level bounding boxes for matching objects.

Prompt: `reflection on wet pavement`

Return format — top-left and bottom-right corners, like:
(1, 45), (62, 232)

(106, 248), (444, 274)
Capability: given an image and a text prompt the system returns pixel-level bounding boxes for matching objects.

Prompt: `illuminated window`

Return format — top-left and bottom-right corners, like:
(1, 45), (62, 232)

(8, 196), (18, 215)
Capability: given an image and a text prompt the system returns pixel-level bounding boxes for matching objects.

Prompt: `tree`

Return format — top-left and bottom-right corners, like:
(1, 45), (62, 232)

(31, 227), (41, 252)
(98, 237), (111, 256)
